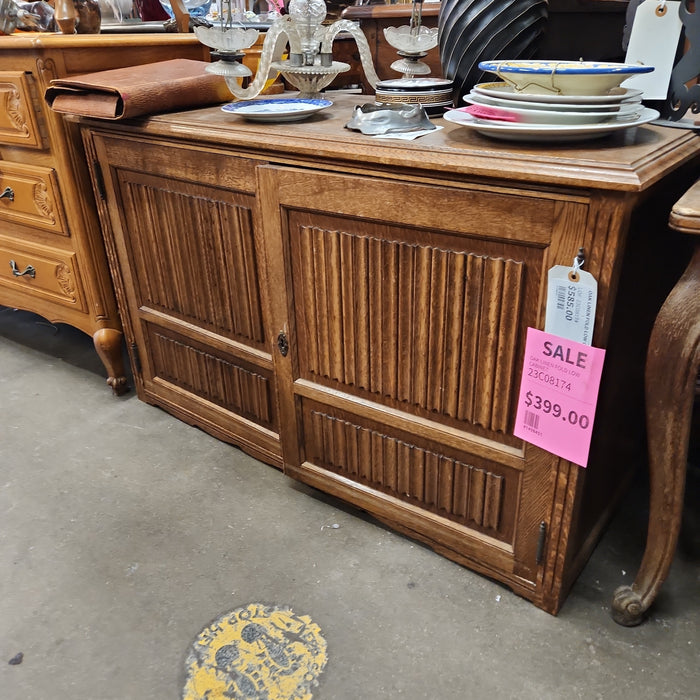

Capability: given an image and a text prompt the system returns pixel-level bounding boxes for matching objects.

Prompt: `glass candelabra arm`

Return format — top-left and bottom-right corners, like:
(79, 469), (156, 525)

(221, 20), (291, 100)
(321, 19), (380, 90)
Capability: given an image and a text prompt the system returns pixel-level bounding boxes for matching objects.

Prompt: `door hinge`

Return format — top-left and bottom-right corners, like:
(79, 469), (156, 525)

(130, 341), (142, 375)
(93, 159), (106, 200)
(536, 521), (547, 565)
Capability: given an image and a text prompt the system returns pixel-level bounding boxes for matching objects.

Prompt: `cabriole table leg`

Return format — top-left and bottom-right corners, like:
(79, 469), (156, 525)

(612, 182), (700, 626)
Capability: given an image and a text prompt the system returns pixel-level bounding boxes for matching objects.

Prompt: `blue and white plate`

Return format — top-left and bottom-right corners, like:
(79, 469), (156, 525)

(221, 98), (332, 122)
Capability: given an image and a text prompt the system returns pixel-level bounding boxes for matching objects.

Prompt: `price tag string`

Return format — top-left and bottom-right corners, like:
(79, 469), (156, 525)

(545, 247), (597, 345)
(569, 247), (585, 282)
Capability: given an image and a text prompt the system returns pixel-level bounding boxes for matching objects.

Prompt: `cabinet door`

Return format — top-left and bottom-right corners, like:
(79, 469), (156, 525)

(92, 134), (281, 465)
(260, 165), (588, 606)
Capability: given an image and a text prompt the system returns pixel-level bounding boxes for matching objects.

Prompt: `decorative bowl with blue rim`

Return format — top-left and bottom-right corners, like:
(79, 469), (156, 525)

(477, 61), (654, 96)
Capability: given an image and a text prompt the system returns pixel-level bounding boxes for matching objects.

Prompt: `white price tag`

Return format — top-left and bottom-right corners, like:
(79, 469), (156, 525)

(544, 265), (598, 346)
(624, 1), (683, 100)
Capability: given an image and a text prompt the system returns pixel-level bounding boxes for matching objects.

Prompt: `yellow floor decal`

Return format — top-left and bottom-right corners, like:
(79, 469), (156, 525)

(183, 603), (327, 700)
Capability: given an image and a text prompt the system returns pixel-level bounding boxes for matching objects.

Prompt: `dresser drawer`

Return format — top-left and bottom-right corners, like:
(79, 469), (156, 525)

(0, 71), (45, 150)
(0, 238), (85, 311)
(0, 161), (68, 235)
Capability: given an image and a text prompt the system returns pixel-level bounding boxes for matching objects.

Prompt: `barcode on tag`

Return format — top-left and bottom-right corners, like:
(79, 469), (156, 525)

(524, 411), (540, 430)
(556, 286), (565, 311)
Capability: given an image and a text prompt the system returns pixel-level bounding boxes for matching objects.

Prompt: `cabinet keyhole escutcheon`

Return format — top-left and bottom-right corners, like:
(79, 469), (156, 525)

(277, 331), (289, 357)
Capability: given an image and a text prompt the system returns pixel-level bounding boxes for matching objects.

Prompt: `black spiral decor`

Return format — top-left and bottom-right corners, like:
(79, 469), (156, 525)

(438, 0), (549, 106)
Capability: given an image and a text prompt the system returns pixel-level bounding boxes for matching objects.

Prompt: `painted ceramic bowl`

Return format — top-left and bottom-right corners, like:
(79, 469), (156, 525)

(477, 60), (654, 96)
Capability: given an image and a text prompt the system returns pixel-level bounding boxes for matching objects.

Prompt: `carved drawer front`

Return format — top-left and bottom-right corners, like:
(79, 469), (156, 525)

(0, 161), (67, 235)
(298, 398), (521, 550)
(0, 238), (85, 310)
(0, 71), (44, 150)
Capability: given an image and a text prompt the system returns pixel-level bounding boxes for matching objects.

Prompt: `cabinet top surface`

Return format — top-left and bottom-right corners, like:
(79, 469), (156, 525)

(82, 92), (699, 191)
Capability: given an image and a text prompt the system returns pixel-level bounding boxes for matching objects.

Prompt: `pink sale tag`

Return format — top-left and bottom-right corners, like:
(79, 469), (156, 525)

(513, 328), (606, 468)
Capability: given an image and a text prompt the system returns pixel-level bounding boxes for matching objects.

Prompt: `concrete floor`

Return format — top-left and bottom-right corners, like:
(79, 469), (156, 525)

(1, 306), (698, 700)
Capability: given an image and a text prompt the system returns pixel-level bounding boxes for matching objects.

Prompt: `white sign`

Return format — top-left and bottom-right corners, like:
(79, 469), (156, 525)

(624, 0), (683, 100)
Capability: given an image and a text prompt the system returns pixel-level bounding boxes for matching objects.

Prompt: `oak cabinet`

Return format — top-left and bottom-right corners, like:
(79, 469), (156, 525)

(0, 34), (211, 392)
(82, 95), (699, 612)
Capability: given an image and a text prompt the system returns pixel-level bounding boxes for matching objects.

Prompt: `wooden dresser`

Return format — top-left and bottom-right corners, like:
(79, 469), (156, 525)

(80, 95), (699, 612)
(0, 34), (211, 392)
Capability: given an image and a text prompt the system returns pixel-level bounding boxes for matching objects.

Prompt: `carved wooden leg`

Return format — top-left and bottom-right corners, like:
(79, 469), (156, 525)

(611, 246), (700, 626)
(93, 327), (129, 396)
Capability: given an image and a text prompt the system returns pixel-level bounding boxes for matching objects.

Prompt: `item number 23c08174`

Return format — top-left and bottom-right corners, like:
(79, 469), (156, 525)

(524, 391), (590, 429)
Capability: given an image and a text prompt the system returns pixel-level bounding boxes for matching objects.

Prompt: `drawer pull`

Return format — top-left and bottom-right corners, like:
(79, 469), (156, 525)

(9, 259), (36, 278)
(0, 187), (15, 202)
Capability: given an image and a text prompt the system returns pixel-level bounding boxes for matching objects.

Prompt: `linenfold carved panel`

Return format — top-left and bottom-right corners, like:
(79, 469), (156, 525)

(150, 331), (275, 429)
(307, 409), (509, 538)
(124, 182), (265, 348)
(295, 225), (525, 434)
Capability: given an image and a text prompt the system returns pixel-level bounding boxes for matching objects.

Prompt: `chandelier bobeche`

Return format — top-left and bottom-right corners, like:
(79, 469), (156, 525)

(383, 0), (438, 80)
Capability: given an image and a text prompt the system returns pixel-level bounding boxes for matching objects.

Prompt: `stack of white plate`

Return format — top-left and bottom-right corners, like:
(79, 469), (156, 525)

(444, 81), (660, 141)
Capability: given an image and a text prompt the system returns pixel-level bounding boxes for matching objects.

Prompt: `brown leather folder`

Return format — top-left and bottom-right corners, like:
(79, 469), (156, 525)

(45, 58), (232, 120)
